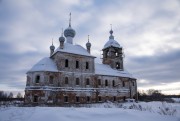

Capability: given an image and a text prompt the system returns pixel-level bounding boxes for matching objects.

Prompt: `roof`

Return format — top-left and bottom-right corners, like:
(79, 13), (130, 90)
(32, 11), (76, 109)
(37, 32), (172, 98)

(95, 63), (134, 78)
(52, 43), (95, 57)
(103, 39), (121, 49)
(28, 57), (58, 72)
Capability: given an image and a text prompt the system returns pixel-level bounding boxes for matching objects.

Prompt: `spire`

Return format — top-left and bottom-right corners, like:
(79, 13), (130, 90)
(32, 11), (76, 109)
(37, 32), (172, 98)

(88, 35), (90, 42)
(86, 35), (91, 53)
(61, 28), (63, 36)
(52, 38), (54, 45)
(50, 38), (55, 56)
(64, 13), (76, 44)
(109, 24), (114, 39)
(69, 12), (71, 27)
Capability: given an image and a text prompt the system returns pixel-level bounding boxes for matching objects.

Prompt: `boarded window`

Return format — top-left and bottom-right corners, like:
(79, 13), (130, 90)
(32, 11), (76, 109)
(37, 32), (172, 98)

(35, 75), (40, 83)
(112, 80), (115, 87)
(76, 96), (79, 102)
(76, 78), (79, 85)
(98, 79), (101, 85)
(86, 62), (89, 69)
(105, 80), (108, 86)
(49, 76), (54, 84)
(65, 59), (68, 67)
(65, 77), (68, 84)
(86, 78), (90, 85)
(64, 96), (68, 102)
(76, 61), (79, 68)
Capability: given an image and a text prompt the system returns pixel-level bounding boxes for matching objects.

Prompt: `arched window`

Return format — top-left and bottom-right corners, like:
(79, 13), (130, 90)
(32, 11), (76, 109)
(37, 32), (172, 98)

(112, 80), (115, 87)
(98, 79), (101, 85)
(35, 75), (40, 83)
(65, 59), (68, 67)
(115, 52), (118, 57)
(132, 81), (135, 86)
(98, 96), (102, 102)
(87, 96), (90, 102)
(64, 96), (68, 103)
(116, 62), (120, 69)
(123, 81), (125, 87)
(33, 95), (38, 102)
(86, 62), (89, 69)
(105, 80), (108, 86)
(86, 78), (90, 85)
(113, 96), (116, 101)
(76, 96), (79, 103)
(65, 77), (68, 84)
(49, 76), (54, 84)
(76, 60), (79, 68)
(76, 78), (79, 85)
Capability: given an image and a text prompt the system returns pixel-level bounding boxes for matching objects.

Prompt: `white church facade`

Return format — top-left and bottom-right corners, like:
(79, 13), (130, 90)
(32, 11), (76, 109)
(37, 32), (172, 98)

(24, 15), (137, 105)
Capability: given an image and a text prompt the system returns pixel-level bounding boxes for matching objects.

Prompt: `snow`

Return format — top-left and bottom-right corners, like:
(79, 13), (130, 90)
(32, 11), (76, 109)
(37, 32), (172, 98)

(172, 98), (180, 103)
(53, 43), (95, 57)
(103, 39), (121, 49)
(95, 63), (134, 78)
(0, 102), (179, 121)
(28, 57), (58, 72)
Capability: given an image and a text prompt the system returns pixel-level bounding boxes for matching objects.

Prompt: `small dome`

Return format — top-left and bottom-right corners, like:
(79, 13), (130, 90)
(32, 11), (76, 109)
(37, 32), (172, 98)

(64, 27), (76, 38)
(59, 36), (65, 42)
(103, 28), (121, 49)
(50, 45), (55, 50)
(86, 41), (91, 47)
(104, 39), (120, 49)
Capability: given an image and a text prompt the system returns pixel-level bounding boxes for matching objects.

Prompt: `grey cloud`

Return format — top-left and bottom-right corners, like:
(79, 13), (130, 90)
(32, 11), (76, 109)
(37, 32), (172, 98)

(126, 48), (180, 86)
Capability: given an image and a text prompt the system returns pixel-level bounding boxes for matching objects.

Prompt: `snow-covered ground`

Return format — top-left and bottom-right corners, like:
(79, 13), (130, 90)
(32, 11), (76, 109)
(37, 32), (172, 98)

(0, 102), (179, 121)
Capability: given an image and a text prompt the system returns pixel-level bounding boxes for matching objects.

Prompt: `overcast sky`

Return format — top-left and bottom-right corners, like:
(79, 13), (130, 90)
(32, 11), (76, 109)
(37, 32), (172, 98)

(0, 0), (180, 95)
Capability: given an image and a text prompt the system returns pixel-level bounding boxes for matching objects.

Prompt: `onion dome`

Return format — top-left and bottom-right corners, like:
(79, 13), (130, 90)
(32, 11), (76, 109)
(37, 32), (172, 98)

(64, 13), (76, 38)
(103, 26), (121, 49)
(86, 35), (91, 47)
(50, 40), (55, 50)
(59, 28), (65, 42)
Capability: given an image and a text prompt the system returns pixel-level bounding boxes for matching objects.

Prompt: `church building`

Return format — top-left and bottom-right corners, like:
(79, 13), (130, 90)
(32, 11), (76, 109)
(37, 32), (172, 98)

(25, 15), (137, 105)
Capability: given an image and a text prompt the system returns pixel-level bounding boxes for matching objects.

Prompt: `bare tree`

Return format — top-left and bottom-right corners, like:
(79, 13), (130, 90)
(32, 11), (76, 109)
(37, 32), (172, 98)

(16, 92), (23, 98)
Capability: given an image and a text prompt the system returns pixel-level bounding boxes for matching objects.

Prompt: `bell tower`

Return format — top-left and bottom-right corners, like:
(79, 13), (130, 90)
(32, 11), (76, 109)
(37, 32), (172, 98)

(102, 27), (124, 70)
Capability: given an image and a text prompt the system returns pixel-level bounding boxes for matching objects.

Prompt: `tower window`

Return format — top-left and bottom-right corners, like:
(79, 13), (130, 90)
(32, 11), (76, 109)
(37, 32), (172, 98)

(115, 52), (118, 57)
(49, 76), (54, 84)
(112, 80), (115, 87)
(86, 62), (89, 69)
(65, 77), (68, 84)
(76, 78), (79, 85)
(116, 62), (120, 69)
(35, 75), (40, 83)
(86, 78), (90, 85)
(76, 96), (79, 103)
(64, 96), (68, 103)
(65, 59), (69, 67)
(105, 80), (108, 86)
(98, 79), (101, 85)
(76, 60), (79, 68)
